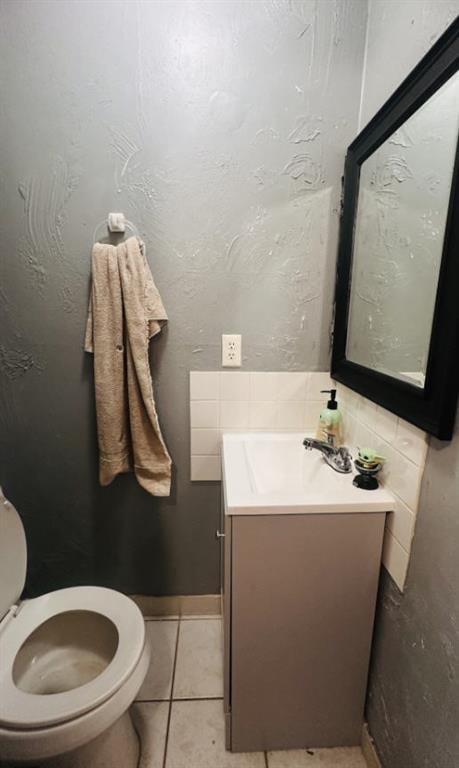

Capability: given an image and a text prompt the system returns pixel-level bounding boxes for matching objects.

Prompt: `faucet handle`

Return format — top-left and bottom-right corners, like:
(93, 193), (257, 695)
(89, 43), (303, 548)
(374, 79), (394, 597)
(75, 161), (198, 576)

(337, 446), (352, 471)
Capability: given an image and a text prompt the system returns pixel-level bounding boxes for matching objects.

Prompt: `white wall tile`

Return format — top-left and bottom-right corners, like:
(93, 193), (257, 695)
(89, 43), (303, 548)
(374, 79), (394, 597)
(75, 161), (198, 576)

(386, 495), (416, 552)
(219, 401), (249, 429)
(190, 401), (219, 429)
(249, 402), (278, 430)
(357, 396), (378, 428)
(250, 372), (279, 401)
(191, 456), (221, 482)
(277, 401), (305, 430)
(220, 372), (250, 401)
(383, 446), (422, 511)
(396, 418), (429, 466)
(373, 405), (398, 444)
(337, 384), (362, 418)
(277, 372), (309, 401)
(191, 429), (220, 456)
(382, 529), (409, 591)
(307, 372), (334, 399)
(342, 408), (358, 449)
(353, 420), (378, 454)
(220, 428), (249, 440)
(189, 372), (219, 401)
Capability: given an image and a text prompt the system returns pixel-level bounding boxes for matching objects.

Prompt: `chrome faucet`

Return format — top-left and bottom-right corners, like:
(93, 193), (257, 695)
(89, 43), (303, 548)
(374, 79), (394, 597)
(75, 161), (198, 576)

(303, 438), (353, 474)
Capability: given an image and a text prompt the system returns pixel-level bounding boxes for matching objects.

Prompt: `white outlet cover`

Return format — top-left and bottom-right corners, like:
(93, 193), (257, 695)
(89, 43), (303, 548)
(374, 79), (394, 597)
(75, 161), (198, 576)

(222, 334), (242, 367)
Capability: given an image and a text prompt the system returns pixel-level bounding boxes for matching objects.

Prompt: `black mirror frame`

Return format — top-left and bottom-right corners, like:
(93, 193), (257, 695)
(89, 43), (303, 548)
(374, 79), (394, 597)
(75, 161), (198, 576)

(331, 18), (459, 440)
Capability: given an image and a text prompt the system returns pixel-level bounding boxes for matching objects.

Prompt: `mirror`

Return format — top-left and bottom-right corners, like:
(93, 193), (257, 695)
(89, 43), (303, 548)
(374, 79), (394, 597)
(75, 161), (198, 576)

(332, 20), (459, 439)
(346, 72), (459, 389)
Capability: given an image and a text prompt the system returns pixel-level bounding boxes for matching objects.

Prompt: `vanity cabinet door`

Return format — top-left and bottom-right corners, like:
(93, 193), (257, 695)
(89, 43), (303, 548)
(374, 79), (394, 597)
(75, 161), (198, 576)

(230, 512), (385, 752)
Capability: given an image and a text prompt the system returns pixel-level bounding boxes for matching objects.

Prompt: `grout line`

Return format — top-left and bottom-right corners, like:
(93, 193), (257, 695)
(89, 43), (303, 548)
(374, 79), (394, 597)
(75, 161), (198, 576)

(135, 697), (170, 703)
(144, 615), (222, 622)
(180, 614), (222, 621)
(162, 618), (181, 768)
(135, 695), (224, 704)
(172, 696), (224, 702)
(264, 751), (269, 768)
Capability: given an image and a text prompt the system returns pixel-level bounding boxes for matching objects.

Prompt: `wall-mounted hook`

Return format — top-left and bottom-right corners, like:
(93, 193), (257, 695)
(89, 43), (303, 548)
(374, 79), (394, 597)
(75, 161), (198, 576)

(108, 212), (126, 233)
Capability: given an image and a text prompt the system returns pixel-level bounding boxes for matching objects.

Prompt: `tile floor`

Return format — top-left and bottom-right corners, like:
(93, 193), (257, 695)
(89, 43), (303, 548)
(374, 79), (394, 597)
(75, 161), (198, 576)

(132, 616), (369, 768)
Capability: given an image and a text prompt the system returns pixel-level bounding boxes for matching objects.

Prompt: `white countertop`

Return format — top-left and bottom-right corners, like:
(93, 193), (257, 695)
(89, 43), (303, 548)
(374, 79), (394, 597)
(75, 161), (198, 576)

(222, 432), (395, 516)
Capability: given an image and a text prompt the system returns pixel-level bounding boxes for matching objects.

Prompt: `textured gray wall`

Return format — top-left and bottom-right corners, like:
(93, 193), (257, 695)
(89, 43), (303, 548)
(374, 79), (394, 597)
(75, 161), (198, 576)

(358, 0), (459, 130)
(361, 2), (459, 767)
(0, 0), (366, 596)
(367, 418), (459, 768)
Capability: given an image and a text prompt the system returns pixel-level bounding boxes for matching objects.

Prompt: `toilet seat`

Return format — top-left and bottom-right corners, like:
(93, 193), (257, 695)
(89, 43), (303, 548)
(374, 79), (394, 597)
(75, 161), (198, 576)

(0, 586), (145, 730)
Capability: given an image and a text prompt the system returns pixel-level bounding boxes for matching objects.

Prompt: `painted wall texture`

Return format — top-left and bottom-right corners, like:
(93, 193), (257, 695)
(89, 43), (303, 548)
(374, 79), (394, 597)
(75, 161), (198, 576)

(358, 0), (459, 129)
(367, 418), (459, 768)
(361, 2), (459, 767)
(0, 0), (367, 596)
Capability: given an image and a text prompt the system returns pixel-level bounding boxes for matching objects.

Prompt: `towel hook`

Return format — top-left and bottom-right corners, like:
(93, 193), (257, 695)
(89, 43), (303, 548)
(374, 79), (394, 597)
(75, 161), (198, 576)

(108, 212), (126, 232)
(92, 213), (139, 243)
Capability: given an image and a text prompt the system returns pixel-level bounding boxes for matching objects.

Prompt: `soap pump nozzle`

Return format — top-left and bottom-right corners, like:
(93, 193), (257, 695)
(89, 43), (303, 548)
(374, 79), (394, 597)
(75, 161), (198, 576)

(321, 389), (338, 410)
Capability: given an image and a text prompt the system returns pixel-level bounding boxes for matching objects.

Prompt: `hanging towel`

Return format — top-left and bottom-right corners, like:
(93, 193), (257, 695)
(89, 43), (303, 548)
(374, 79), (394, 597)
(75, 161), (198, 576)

(84, 236), (171, 496)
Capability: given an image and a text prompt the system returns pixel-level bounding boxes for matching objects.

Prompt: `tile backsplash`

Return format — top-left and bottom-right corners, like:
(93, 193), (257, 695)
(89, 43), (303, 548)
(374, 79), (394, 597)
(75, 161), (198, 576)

(189, 371), (428, 592)
(190, 371), (334, 481)
(336, 382), (428, 592)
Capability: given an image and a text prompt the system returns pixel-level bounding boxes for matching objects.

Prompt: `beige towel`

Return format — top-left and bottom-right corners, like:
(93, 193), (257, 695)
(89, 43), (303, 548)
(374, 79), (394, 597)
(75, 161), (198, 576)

(84, 236), (171, 496)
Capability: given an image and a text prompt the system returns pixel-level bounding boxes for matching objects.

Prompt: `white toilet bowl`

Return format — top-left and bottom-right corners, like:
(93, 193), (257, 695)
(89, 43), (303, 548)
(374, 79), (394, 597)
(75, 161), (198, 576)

(0, 490), (149, 767)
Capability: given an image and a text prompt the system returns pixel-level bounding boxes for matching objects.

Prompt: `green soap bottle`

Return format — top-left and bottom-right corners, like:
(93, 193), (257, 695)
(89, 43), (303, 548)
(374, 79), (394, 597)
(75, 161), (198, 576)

(316, 389), (343, 446)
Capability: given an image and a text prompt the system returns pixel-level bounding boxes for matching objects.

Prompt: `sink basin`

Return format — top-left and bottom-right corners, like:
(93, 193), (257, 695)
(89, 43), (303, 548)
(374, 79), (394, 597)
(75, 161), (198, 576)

(222, 432), (394, 515)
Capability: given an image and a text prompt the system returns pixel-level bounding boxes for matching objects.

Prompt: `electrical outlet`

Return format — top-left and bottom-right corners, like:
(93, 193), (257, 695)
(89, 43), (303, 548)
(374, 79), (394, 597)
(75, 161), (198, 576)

(222, 334), (242, 367)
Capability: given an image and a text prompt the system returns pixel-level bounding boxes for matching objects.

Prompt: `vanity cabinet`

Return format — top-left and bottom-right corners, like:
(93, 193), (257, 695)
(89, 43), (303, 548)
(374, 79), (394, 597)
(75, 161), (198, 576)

(222, 510), (385, 752)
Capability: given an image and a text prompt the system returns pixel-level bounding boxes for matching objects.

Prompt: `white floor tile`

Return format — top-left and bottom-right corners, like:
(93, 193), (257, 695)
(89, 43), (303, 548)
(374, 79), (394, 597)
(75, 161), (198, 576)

(136, 620), (178, 701)
(131, 702), (169, 768)
(173, 618), (224, 699)
(166, 700), (265, 768)
(267, 747), (367, 768)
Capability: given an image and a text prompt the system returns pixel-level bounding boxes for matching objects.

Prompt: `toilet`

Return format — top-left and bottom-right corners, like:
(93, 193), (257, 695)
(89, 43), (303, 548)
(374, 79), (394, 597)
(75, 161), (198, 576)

(0, 488), (150, 767)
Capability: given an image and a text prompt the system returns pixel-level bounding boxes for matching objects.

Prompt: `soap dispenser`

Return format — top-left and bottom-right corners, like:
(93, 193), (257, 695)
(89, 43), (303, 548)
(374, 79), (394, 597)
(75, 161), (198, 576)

(316, 389), (343, 446)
